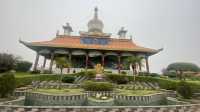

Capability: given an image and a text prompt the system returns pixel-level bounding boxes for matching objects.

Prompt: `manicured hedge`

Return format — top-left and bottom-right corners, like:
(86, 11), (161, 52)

(187, 82), (200, 93)
(62, 75), (75, 83)
(73, 70), (96, 78)
(106, 74), (129, 84)
(15, 75), (60, 87)
(82, 81), (113, 91)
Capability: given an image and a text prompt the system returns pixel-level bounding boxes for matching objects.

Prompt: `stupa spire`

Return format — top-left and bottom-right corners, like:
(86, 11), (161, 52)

(94, 7), (98, 19)
(87, 7), (104, 33)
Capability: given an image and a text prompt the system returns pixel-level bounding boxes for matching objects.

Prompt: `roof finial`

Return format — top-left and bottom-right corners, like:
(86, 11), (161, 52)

(63, 22), (73, 36)
(118, 27), (127, 39)
(130, 35), (133, 40)
(94, 6), (98, 19)
(56, 30), (59, 36)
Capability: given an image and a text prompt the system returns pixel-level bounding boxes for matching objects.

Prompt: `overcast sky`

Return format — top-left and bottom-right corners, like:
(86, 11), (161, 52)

(0, 0), (199, 73)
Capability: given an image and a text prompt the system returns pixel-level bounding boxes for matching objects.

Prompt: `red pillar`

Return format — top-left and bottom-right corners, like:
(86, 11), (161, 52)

(145, 56), (149, 73)
(139, 63), (142, 72)
(118, 53), (121, 74)
(68, 51), (72, 73)
(85, 52), (89, 70)
(33, 52), (39, 71)
(49, 52), (54, 73)
(42, 57), (47, 69)
(101, 53), (105, 67)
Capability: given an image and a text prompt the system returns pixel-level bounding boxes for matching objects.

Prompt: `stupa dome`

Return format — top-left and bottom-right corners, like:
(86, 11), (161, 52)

(88, 7), (104, 33)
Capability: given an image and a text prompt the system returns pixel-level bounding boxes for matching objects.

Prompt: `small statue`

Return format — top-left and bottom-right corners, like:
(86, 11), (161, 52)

(95, 63), (104, 74)
(95, 64), (104, 81)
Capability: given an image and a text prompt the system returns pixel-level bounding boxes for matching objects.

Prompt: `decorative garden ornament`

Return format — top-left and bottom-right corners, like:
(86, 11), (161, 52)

(95, 63), (104, 81)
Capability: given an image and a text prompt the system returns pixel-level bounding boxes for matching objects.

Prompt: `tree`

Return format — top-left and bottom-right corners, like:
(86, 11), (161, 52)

(55, 57), (71, 89)
(0, 72), (16, 98)
(15, 60), (32, 72)
(125, 56), (144, 88)
(0, 53), (16, 73)
(167, 62), (200, 80)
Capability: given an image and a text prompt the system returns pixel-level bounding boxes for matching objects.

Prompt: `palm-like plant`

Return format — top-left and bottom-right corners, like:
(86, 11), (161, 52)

(125, 56), (144, 88)
(55, 57), (71, 89)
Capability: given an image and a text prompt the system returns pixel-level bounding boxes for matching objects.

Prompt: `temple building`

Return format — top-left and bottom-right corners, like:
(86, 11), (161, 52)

(20, 7), (162, 74)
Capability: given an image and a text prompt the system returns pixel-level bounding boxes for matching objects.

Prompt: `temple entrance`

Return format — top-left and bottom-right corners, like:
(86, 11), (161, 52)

(71, 55), (85, 68)
(104, 55), (118, 69)
(89, 56), (101, 68)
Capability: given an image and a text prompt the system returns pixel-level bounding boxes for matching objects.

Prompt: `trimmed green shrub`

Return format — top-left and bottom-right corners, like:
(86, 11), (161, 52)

(82, 81), (113, 91)
(138, 72), (149, 76)
(62, 75), (75, 83)
(0, 72), (16, 98)
(74, 70), (96, 78)
(104, 70), (112, 73)
(30, 70), (40, 74)
(121, 71), (127, 75)
(158, 78), (178, 90)
(15, 61), (32, 72)
(106, 74), (129, 84)
(138, 72), (160, 77)
(177, 81), (192, 99)
(149, 73), (160, 77)
(186, 82), (200, 93)
(164, 71), (177, 78)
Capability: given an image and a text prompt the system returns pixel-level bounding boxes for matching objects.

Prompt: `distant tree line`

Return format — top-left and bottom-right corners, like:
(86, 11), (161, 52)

(163, 62), (200, 80)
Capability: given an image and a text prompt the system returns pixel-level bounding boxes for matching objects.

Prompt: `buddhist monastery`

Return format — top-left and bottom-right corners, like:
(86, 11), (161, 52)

(20, 7), (161, 74)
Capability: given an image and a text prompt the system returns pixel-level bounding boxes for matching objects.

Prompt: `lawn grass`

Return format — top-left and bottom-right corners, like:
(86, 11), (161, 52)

(15, 72), (35, 78)
(15, 72), (60, 87)
(32, 88), (83, 95)
(15, 72), (53, 78)
(117, 89), (161, 96)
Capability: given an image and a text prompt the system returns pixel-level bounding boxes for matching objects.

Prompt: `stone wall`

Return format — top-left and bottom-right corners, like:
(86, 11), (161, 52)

(24, 92), (87, 106)
(114, 93), (165, 106)
(14, 91), (171, 106)
(0, 104), (200, 112)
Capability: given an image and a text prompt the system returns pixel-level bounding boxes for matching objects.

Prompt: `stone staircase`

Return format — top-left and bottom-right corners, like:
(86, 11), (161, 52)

(74, 76), (88, 84)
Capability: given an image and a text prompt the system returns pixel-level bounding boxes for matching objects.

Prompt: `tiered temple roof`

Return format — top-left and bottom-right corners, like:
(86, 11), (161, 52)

(20, 36), (158, 55)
